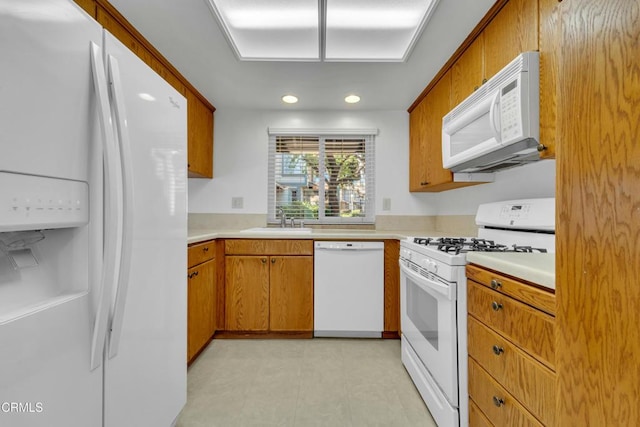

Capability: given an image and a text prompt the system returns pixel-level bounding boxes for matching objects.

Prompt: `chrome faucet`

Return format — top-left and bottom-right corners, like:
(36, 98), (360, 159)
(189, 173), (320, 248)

(290, 217), (295, 228)
(277, 207), (286, 228)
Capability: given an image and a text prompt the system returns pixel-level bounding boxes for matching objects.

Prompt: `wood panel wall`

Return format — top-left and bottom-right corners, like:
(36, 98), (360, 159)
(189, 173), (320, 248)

(556, 0), (640, 424)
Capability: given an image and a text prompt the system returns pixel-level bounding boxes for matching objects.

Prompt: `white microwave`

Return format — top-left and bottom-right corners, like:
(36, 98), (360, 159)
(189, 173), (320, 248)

(442, 51), (540, 173)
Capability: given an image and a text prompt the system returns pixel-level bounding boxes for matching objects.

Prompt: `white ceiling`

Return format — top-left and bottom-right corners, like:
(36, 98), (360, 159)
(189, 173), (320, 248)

(108, 0), (496, 111)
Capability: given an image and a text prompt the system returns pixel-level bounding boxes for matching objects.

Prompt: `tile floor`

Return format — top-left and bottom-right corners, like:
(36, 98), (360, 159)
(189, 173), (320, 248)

(176, 338), (437, 427)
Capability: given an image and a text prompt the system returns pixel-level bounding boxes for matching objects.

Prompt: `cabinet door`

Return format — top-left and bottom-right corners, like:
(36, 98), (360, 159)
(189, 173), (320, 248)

(269, 256), (313, 331)
(422, 71), (453, 188)
(225, 256), (269, 331)
(187, 90), (214, 178)
(451, 34), (485, 106)
(538, 0), (560, 159)
(187, 260), (215, 362)
(409, 73), (451, 191)
(408, 99), (430, 191)
(483, 0), (539, 79)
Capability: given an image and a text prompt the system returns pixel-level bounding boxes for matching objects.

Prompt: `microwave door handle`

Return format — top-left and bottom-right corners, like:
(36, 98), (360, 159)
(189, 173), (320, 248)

(488, 91), (501, 143)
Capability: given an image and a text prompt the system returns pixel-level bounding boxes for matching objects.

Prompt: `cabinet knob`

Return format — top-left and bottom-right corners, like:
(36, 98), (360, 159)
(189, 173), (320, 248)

(492, 345), (504, 356)
(492, 396), (505, 407)
(261, 258), (267, 264)
(474, 86), (479, 91)
(271, 258), (276, 264)
(490, 279), (502, 289)
(491, 301), (503, 311)
(482, 78), (487, 84)
(537, 143), (547, 152)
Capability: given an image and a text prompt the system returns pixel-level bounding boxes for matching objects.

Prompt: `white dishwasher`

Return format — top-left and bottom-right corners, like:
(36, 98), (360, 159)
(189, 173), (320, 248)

(314, 241), (384, 338)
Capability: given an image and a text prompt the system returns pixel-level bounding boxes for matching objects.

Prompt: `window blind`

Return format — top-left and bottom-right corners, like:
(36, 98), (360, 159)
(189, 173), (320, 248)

(267, 131), (375, 224)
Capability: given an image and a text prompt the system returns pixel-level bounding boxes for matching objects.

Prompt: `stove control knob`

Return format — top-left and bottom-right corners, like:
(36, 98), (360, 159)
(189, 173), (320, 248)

(428, 261), (438, 273)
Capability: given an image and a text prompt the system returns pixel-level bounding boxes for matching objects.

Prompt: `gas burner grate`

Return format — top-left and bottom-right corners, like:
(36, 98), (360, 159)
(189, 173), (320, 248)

(511, 245), (548, 253)
(413, 237), (433, 245)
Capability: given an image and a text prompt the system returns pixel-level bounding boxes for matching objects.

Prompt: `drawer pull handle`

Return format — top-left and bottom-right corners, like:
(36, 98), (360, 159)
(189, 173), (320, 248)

(492, 345), (504, 355)
(490, 279), (502, 289)
(203, 247), (209, 252)
(188, 271), (199, 279)
(492, 396), (505, 407)
(491, 301), (503, 311)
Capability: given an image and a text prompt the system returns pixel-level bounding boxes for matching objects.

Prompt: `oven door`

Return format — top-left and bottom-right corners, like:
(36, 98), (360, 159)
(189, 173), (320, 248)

(400, 260), (458, 406)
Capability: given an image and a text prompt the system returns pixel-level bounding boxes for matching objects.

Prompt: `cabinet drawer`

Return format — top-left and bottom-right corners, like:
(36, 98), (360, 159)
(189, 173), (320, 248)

(188, 240), (215, 267)
(469, 359), (543, 427)
(225, 239), (313, 256)
(468, 280), (555, 370)
(468, 316), (556, 425)
(466, 264), (556, 315)
(469, 399), (493, 427)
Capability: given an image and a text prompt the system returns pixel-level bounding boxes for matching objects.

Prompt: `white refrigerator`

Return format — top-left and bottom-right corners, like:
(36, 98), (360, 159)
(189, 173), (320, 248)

(0, 1), (187, 426)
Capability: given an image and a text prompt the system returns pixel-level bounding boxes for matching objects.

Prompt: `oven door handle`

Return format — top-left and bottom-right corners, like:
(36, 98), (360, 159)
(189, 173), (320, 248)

(400, 260), (455, 301)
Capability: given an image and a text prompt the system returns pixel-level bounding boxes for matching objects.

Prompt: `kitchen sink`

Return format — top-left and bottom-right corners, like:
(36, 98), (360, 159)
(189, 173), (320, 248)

(240, 227), (313, 233)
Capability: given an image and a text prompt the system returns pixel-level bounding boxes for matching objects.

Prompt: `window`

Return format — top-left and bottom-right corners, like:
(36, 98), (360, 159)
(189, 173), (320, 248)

(267, 130), (376, 224)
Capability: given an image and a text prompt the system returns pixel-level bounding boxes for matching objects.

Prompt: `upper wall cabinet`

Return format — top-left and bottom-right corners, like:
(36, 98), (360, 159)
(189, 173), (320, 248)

(409, 72), (452, 191)
(77, 0), (215, 179)
(451, 0), (539, 106)
(187, 90), (214, 178)
(537, 0), (560, 158)
(451, 34), (485, 107)
(409, 0), (555, 192)
(409, 72), (488, 192)
(483, 0), (539, 78)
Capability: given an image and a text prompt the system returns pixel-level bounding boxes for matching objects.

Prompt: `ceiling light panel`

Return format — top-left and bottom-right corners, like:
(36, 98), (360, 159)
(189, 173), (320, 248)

(324, 0), (439, 61)
(208, 0), (320, 61)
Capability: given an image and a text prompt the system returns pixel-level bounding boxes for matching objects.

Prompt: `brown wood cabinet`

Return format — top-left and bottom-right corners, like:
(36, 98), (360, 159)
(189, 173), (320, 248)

(409, 71), (491, 192)
(224, 240), (313, 334)
(76, 0), (215, 179)
(409, 0), (551, 193)
(537, 0), (560, 158)
(466, 263), (556, 426)
(225, 255), (270, 331)
(187, 240), (217, 363)
(451, 34), (485, 106)
(187, 90), (214, 178)
(483, 0), (539, 79)
(556, 0), (640, 424)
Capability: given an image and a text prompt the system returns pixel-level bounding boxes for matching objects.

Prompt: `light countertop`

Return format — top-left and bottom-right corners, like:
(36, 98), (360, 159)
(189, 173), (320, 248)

(187, 228), (428, 245)
(466, 252), (555, 290)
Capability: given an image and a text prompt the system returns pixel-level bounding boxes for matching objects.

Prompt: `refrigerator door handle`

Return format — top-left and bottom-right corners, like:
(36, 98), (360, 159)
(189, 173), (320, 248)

(106, 54), (134, 359)
(89, 41), (121, 371)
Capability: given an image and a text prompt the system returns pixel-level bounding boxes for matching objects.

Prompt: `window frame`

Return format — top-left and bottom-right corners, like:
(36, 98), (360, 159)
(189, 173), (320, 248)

(267, 128), (377, 225)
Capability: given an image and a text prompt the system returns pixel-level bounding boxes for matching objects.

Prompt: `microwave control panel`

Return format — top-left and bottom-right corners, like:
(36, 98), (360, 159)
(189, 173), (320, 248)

(500, 77), (523, 141)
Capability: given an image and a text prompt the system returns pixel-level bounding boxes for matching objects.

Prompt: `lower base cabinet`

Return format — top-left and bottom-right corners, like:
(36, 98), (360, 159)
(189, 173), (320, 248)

(224, 240), (314, 334)
(466, 263), (556, 426)
(187, 240), (217, 363)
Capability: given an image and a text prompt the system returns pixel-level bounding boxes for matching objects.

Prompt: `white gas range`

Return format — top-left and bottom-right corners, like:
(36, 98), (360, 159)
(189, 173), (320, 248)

(399, 198), (555, 427)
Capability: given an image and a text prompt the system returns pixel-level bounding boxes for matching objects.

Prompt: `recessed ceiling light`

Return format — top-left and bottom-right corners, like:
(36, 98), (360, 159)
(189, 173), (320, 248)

(282, 95), (299, 104)
(345, 95), (360, 104)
